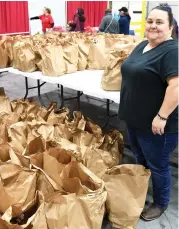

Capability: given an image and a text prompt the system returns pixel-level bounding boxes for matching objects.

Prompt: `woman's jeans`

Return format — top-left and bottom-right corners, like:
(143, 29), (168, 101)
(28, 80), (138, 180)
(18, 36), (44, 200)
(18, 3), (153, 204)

(127, 127), (178, 208)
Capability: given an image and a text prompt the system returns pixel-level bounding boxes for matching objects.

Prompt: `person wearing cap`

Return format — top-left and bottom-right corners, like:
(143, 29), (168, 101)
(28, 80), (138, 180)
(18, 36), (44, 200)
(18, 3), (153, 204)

(118, 7), (131, 35)
(99, 9), (120, 34)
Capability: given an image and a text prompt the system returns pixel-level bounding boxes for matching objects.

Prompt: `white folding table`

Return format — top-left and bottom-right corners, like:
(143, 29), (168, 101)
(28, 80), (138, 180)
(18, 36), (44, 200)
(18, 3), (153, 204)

(3, 68), (120, 126)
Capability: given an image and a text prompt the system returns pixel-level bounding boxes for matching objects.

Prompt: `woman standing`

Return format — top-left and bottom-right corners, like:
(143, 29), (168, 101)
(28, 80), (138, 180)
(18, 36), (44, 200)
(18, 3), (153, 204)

(30, 7), (54, 34)
(118, 6), (178, 221)
(69, 8), (86, 32)
(118, 7), (131, 35)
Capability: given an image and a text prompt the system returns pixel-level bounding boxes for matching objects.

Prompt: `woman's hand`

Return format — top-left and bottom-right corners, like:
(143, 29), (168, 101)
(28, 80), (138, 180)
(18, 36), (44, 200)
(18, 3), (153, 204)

(152, 116), (167, 135)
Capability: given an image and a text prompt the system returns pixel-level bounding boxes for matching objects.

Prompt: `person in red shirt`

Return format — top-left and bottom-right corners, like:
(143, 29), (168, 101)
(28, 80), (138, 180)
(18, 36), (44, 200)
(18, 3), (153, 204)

(30, 7), (54, 34)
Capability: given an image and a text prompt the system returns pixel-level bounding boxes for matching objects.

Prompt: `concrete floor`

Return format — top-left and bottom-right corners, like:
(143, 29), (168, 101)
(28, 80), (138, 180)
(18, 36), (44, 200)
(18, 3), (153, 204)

(0, 71), (178, 229)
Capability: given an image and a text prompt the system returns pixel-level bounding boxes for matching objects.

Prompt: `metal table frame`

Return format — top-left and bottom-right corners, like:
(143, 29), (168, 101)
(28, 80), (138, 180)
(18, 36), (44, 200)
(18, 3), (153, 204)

(23, 76), (116, 126)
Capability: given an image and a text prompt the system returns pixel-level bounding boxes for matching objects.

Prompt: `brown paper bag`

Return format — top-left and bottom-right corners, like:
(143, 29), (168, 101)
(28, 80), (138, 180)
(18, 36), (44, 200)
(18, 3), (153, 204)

(39, 44), (66, 76)
(12, 41), (37, 72)
(36, 171), (55, 196)
(104, 165), (151, 229)
(27, 120), (54, 143)
(4, 37), (14, 67)
(9, 139), (25, 155)
(80, 146), (120, 179)
(0, 143), (10, 162)
(30, 151), (65, 191)
(24, 137), (46, 156)
(9, 137), (44, 166)
(101, 50), (127, 91)
(8, 122), (28, 149)
(0, 199), (42, 229)
(113, 43), (136, 55)
(60, 161), (104, 192)
(0, 218), (23, 229)
(87, 36), (107, 70)
(47, 107), (69, 125)
(32, 44), (43, 72)
(0, 123), (8, 142)
(10, 100), (29, 114)
(53, 124), (72, 141)
(105, 37), (121, 51)
(84, 116), (102, 136)
(31, 161), (107, 229)
(75, 38), (90, 70)
(9, 147), (30, 168)
(12, 40), (20, 69)
(0, 112), (20, 127)
(9, 142), (56, 196)
(119, 35), (135, 44)
(0, 40), (9, 68)
(10, 99), (40, 121)
(24, 102), (41, 121)
(100, 130), (124, 165)
(72, 130), (103, 148)
(62, 42), (78, 74)
(102, 43), (136, 91)
(36, 102), (56, 121)
(35, 191), (107, 229)
(66, 111), (102, 135)
(49, 138), (82, 161)
(0, 96), (12, 114)
(65, 111), (86, 132)
(0, 164), (37, 217)
(47, 147), (73, 165)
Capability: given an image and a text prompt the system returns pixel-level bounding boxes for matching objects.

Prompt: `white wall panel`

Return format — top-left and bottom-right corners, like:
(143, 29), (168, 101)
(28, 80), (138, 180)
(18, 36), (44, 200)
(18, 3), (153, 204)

(148, 1), (178, 22)
(129, 1), (142, 22)
(28, 0), (66, 35)
(112, 1), (129, 12)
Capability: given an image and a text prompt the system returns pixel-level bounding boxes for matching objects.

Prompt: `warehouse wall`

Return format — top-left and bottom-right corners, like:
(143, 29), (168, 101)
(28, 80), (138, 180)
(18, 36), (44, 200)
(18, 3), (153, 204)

(28, 0), (66, 35)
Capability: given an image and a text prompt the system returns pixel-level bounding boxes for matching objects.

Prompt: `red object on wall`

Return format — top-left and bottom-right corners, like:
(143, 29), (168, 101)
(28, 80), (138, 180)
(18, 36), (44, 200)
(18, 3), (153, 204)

(67, 1), (108, 27)
(0, 1), (29, 34)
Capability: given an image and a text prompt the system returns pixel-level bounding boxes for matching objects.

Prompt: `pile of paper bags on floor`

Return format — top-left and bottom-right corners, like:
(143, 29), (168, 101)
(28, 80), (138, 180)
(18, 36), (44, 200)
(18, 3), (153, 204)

(0, 90), (150, 229)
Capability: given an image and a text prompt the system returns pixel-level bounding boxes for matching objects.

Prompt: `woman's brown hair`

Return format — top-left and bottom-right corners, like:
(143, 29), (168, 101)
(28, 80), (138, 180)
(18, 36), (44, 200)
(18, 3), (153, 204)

(45, 7), (51, 14)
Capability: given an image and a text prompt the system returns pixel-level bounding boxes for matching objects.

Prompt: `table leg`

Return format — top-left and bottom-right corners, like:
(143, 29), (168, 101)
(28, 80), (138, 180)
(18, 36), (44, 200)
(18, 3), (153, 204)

(0, 71), (8, 75)
(60, 85), (64, 108)
(24, 77), (29, 99)
(102, 99), (117, 129)
(37, 80), (45, 106)
(77, 91), (81, 110)
(107, 99), (110, 117)
(37, 80), (41, 97)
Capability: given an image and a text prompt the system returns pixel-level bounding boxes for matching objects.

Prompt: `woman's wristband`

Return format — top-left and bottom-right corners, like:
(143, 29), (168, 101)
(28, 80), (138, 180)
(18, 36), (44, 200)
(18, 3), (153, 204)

(157, 113), (168, 121)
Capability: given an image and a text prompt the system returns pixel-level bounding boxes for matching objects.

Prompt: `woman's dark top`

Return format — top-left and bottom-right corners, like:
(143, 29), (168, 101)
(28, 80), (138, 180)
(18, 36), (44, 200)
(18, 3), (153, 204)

(118, 40), (178, 133)
(70, 14), (85, 32)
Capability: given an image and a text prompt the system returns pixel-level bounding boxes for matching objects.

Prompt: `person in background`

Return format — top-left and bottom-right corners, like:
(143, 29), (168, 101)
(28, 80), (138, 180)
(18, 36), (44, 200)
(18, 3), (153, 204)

(118, 7), (131, 35)
(118, 6), (178, 221)
(159, 3), (178, 39)
(69, 8), (86, 32)
(30, 7), (54, 34)
(99, 9), (120, 34)
(113, 10), (120, 21)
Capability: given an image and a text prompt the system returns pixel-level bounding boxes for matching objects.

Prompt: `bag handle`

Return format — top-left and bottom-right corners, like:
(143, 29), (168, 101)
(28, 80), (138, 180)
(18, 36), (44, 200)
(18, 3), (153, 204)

(104, 17), (114, 33)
